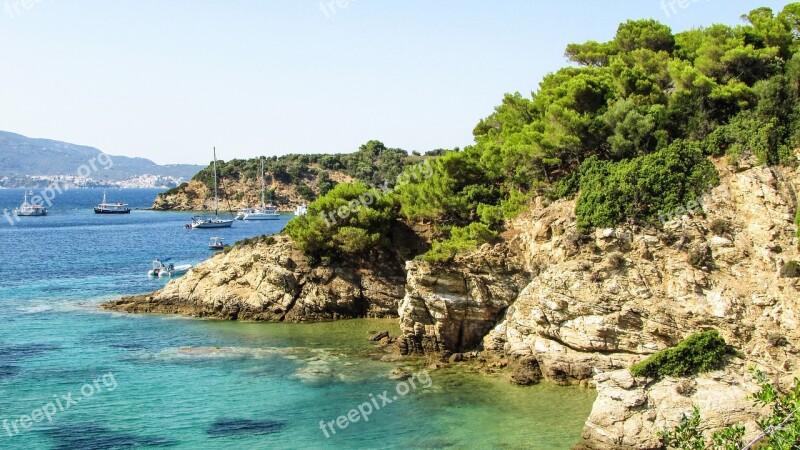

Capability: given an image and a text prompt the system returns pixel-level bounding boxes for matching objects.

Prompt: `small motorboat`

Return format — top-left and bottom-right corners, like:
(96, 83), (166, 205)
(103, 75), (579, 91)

(148, 259), (192, 277)
(208, 237), (229, 250)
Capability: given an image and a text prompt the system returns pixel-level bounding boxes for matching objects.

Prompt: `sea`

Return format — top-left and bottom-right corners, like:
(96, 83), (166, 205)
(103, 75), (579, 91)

(0, 188), (595, 450)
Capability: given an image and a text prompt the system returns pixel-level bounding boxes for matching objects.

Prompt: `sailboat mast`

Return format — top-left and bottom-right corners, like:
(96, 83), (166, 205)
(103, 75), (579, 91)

(260, 157), (265, 209)
(213, 147), (219, 217)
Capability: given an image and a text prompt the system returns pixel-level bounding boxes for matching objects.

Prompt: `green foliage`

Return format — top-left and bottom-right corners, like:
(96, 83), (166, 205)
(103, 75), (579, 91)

(295, 184), (315, 201)
(575, 141), (719, 230)
(191, 140), (411, 195)
(193, 4), (800, 264)
(659, 406), (708, 450)
(630, 330), (731, 380)
(709, 219), (733, 236)
(231, 234), (276, 250)
(660, 369), (800, 450)
(283, 182), (396, 261)
(421, 223), (498, 264)
(316, 170), (336, 196)
(395, 148), (500, 225)
(614, 19), (675, 53)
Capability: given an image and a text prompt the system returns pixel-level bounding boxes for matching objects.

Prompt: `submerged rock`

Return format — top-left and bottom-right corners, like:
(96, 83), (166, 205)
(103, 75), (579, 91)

(206, 418), (285, 437)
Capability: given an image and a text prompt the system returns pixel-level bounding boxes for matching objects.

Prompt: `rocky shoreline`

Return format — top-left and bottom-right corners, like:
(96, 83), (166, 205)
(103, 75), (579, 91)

(102, 163), (800, 449)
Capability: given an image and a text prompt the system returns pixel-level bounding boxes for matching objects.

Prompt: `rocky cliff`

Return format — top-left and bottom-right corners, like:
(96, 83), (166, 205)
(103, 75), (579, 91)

(104, 162), (800, 449)
(152, 168), (353, 211)
(103, 235), (406, 321)
(399, 162), (800, 448)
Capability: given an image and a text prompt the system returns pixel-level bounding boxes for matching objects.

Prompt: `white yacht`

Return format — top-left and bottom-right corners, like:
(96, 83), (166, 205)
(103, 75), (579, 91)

(237, 158), (280, 221)
(294, 203), (308, 216)
(14, 192), (47, 217)
(192, 148), (234, 229)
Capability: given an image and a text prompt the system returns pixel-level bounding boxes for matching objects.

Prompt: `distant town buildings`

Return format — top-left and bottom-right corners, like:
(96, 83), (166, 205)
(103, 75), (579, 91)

(0, 174), (187, 189)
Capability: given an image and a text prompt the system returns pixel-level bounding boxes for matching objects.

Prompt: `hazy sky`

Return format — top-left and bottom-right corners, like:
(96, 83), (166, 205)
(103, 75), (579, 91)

(0, 0), (793, 165)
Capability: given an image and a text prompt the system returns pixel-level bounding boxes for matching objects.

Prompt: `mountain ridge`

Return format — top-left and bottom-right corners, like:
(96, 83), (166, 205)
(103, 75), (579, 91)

(0, 130), (203, 182)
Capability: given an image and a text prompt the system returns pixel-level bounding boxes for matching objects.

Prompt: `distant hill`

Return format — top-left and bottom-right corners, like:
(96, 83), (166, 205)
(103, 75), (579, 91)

(0, 131), (202, 181)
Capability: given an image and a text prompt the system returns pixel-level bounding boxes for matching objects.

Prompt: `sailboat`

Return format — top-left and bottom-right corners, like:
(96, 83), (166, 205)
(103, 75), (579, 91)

(94, 191), (131, 214)
(191, 148), (234, 229)
(236, 157), (280, 221)
(14, 191), (47, 217)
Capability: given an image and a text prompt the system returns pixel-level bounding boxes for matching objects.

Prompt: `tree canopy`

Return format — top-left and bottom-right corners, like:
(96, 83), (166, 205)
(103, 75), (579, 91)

(283, 4), (800, 263)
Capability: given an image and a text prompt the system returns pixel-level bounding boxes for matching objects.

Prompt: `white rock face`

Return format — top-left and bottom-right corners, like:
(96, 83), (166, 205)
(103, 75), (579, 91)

(581, 366), (764, 450)
(398, 165), (800, 447)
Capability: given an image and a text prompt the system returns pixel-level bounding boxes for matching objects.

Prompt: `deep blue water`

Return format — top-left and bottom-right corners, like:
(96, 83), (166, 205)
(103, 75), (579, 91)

(0, 188), (595, 449)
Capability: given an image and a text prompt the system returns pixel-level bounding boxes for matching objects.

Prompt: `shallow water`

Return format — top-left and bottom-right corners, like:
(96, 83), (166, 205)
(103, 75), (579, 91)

(0, 188), (595, 449)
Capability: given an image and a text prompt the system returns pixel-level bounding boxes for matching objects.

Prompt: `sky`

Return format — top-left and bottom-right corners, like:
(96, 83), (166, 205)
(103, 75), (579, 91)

(0, 0), (795, 165)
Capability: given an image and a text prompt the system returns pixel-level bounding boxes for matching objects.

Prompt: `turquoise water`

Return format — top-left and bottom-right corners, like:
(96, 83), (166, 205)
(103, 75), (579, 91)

(0, 188), (595, 449)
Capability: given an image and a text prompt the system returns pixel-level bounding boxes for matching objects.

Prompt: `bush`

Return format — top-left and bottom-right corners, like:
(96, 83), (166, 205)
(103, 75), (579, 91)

(422, 223), (498, 264)
(660, 369), (800, 450)
(630, 330), (731, 380)
(575, 140), (719, 231)
(283, 182), (397, 261)
(709, 219), (733, 236)
(295, 184), (315, 201)
(780, 260), (800, 278)
(687, 243), (713, 269)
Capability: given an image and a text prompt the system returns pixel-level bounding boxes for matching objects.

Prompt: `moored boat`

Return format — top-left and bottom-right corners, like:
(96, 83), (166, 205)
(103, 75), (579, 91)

(147, 259), (192, 277)
(208, 237), (229, 250)
(94, 192), (131, 214)
(294, 203), (308, 216)
(191, 148), (234, 229)
(14, 192), (47, 217)
(237, 158), (280, 221)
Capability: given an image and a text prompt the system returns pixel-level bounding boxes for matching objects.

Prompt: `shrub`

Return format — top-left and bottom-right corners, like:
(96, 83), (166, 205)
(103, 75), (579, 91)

(780, 260), (800, 278)
(607, 252), (626, 269)
(630, 330), (731, 380)
(575, 140), (719, 231)
(660, 369), (800, 450)
(687, 243), (713, 269)
(284, 182), (396, 261)
(295, 184), (315, 201)
(709, 218), (733, 236)
(422, 223), (498, 264)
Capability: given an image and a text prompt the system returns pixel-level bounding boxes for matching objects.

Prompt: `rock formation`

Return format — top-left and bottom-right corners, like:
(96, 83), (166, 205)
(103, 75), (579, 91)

(103, 235), (406, 321)
(104, 162), (800, 449)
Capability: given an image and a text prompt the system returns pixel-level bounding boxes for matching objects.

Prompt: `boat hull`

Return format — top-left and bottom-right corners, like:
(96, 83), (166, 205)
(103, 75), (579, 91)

(14, 210), (47, 217)
(241, 213), (280, 220)
(94, 208), (131, 214)
(192, 220), (234, 229)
